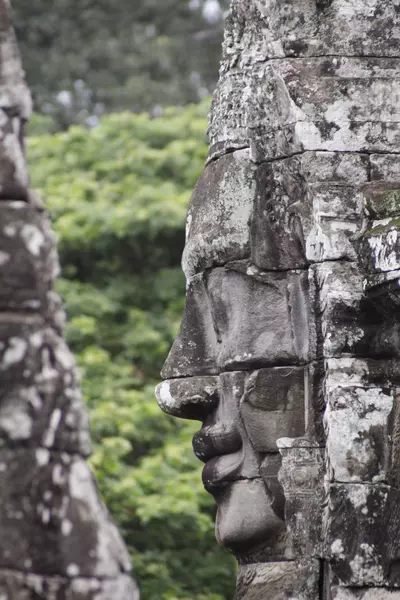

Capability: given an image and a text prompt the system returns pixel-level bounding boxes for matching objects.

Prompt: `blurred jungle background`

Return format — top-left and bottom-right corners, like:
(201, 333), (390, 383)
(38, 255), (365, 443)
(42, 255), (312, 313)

(13, 1), (236, 598)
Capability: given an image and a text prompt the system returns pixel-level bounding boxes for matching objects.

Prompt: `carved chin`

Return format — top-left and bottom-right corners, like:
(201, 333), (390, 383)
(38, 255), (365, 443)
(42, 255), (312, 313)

(213, 479), (285, 556)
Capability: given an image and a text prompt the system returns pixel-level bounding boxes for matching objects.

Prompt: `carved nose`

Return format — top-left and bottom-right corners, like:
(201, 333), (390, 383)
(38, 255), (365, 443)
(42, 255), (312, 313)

(155, 376), (219, 421)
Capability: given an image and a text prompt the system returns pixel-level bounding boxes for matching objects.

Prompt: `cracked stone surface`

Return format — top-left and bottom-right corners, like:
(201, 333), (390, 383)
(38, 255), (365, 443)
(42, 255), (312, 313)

(0, 2), (139, 597)
(158, 0), (400, 598)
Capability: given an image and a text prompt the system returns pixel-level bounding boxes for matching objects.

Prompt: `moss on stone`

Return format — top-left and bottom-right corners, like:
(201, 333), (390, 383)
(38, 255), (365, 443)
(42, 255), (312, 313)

(364, 183), (400, 219)
(365, 217), (400, 238)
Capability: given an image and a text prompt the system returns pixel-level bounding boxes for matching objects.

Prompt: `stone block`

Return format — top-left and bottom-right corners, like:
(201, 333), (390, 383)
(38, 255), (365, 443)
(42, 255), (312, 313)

(250, 157), (309, 270)
(325, 383), (393, 483)
(251, 151), (368, 266)
(325, 358), (396, 390)
(240, 364), (324, 452)
(161, 274), (218, 378)
(325, 359), (397, 484)
(0, 112), (29, 199)
(278, 440), (325, 558)
(0, 202), (58, 313)
(301, 152), (369, 186)
(332, 587), (400, 600)
(0, 18), (31, 200)
(313, 262), (366, 358)
(235, 560), (320, 600)
(0, 449), (131, 578)
(317, 275), (400, 360)
(277, 58), (400, 123)
(208, 63), (302, 161)
(327, 484), (400, 587)
(207, 265), (316, 369)
(260, 454), (285, 522)
(225, 2), (400, 62)
(371, 156), (400, 182)
(0, 571), (139, 600)
(364, 221), (400, 274)
(163, 265), (316, 377)
(0, 10), (32, 119)
(182, 149), (255, 278)
(0, 321), (90, 455)
(240, 367), (306, 452)
(364, 271), (400, 298)
(209, 56), (400, 160)
(305, 183), (365, 262)
(362, 183), (400, 220)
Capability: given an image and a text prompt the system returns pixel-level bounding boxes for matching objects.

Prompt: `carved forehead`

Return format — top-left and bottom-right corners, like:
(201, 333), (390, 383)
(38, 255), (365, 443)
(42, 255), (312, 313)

(228, 0), (398, 59)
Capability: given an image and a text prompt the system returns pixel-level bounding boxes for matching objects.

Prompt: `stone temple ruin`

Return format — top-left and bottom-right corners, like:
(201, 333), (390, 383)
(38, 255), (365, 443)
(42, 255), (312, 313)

(0, 2), (138, 597)
(157, 1), (400, 598)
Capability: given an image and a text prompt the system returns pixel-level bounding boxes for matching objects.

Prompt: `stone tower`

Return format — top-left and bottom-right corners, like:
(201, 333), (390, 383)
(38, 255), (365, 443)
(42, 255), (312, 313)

(158, 1), (400, 598)
(0, 2), (139, 597)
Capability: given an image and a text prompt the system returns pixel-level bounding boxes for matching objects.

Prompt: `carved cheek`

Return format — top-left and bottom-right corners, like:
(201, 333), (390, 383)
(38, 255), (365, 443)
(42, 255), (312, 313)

(239, 367), (307, 453)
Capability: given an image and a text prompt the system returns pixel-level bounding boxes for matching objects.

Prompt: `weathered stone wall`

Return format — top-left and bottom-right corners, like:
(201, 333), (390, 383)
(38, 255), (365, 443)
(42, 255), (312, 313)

(0, 2), (139, 597)
(158, 1), (400, 598)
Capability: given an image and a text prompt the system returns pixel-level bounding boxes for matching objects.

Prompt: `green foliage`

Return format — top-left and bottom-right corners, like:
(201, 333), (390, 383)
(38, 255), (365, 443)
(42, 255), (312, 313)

(28, 101), (236, 600)
(13, 0), (228, 128)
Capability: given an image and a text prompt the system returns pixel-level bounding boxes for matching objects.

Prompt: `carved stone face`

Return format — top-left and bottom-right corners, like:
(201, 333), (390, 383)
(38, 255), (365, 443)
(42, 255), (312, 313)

(156, 146), (323, 559)
(195, 374), (284, 554)
(157, 143), (400, 584)
(157, 364), (287, 557)
(158, 1), (400, 595)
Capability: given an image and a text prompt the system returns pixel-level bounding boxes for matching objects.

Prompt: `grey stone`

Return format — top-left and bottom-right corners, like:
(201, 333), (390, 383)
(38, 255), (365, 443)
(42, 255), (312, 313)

(235, 560), (320, 600)
(363, 183), (400, 220)
(206, 265), (315, 369)
(371, 155), (400, 182)
(278, 439), (325, 558)
(0, 449), (131, 578)
(240, 364), (324, 451)
(250, 157), (309, 270)
(0, 3), (138, 593)
(0, 571), (139, 600)
(313, 261), (366, 358)
(240, 367), (306, 452)
(332, 588), (400, 600)
(161, 274), (218, 378)
(209, 56), (400, 160)
(325, 361), (394, 483)
(163, 265), (316, 377)
(155, 375), (219, 421)
(158, 0), (400, 597)
(221, 2), (400, 69)
(259, 454), (285, 522)
(214, 479), (286, 558)
(327, 484), (400, 587)
(182, 149), (255, 278)
(363, 220), (400, 274)
(194, 371), (261, 489)
(305, 182), (365, 263)
(251, 151), (368, 268)
(0, 202), (58, 314)
(0, 321), (90, 455)
(0, 8), (31, 201)
(301, 152), (369, 186)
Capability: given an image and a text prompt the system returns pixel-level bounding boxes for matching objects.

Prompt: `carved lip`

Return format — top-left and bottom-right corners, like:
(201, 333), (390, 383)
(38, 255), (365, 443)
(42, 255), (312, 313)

(202, 452), (244, 491)
(192, 425), (243, 490)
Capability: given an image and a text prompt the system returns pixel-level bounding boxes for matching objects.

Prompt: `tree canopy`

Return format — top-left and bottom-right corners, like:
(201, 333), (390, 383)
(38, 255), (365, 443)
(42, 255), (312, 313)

(13, 0), (227, 129)
(28, 101), (236, 600)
